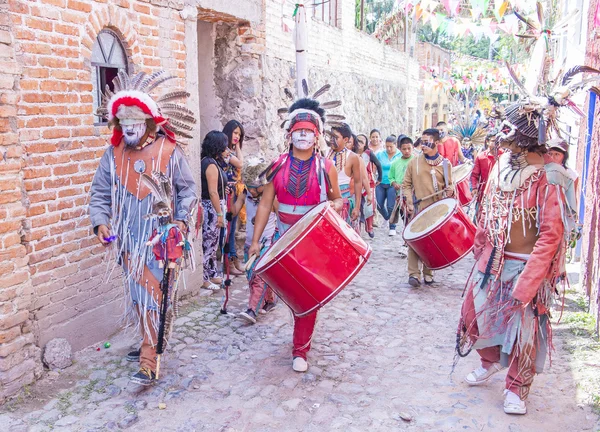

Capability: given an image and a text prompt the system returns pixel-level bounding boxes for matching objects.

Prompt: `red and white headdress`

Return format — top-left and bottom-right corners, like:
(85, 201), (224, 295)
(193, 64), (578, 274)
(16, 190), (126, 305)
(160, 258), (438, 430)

(97, 70), (197, 146)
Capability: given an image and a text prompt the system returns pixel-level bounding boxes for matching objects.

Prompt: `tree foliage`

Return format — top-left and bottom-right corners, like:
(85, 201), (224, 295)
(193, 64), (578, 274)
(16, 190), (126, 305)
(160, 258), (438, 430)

(355, 0), (396, 34)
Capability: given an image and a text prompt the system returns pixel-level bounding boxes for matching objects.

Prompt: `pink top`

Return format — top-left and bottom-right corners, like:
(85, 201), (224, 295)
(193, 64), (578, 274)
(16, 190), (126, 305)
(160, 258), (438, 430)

(272, 154), (333, 228)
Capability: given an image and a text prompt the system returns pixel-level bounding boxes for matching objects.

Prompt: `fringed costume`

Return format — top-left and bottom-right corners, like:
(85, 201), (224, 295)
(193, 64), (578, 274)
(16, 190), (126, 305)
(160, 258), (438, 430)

(90, 70), (197, 385)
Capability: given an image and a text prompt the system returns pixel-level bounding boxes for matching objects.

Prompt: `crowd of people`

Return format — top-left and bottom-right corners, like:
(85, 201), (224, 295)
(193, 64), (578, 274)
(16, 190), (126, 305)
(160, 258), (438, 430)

(90, 67), (584, 417)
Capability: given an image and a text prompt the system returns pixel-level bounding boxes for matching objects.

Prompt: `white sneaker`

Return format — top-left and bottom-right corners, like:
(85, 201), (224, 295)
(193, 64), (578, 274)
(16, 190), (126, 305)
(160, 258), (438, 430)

(465, 363), (505, 385)
(503, 390), (527, 415)
(292, 357), (308, 372)
(388, 229), (397, 236)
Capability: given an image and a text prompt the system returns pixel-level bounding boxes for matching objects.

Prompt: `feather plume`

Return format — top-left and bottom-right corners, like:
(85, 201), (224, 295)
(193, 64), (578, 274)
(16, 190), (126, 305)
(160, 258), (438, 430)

(302, 79), (309, 98)
(112, 74), (123, 93)
(326, 114), (346, 120)
(536, 1), (544, 26)
(312, 84), (331, 99)
(516, 34), (537, 39)
(514, 10), (538, 31)
(165, 127), (193, 140)
(139, 70), (166, 92)
(284, 88), (294, 100)
(167, 118), (194, 131)
(562, 65), (600, 86)
(277, 107), (289, 115)
(326, 121), (345, 128)
(591, 86), (600, 97)
(118, 70), (131, 91)
(140, 173), (165, 201)
(505, 61), (529, 97)
(159, 103), (195, 117)
(163, 111), (196, 124)
(130, 72), (145, 90)
(157, 91), (190, 104)
(147, 75), (176, 93)
(321, 100), (342, 109)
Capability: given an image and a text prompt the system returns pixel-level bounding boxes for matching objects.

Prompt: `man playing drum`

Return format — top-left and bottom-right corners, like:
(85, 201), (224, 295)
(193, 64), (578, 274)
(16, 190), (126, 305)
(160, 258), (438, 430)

(248, 97), (343, 373)
(402, 128), (454, 287)
(327, 123), (363, 228)
(457, 102), (568, 415)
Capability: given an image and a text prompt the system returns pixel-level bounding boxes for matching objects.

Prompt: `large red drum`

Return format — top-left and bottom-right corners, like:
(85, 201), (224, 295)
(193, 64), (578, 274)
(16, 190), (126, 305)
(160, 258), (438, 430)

(453, 163), (473, 206)
(254, 201), (371, 317)
(403, 198), (476, 270)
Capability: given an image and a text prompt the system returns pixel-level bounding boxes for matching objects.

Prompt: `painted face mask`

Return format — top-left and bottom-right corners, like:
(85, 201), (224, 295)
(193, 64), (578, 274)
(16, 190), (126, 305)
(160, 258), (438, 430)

(121, 121), (147, 147)
(291, 130), (316, 150)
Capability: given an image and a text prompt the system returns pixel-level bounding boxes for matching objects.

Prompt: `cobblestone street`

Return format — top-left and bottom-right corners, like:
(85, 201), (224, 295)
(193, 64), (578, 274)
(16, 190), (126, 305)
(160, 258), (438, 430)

(1, 226), (599, 431)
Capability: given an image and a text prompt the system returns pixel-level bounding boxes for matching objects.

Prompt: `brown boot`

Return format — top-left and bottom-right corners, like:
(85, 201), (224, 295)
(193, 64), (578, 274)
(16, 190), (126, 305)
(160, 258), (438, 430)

(229, 257), (244, 275)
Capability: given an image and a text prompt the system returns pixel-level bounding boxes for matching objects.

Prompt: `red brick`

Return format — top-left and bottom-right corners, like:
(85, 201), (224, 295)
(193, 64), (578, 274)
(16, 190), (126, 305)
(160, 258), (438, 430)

(44, 177), (70, 189)
(0, 190), (21, 205)
(44, 153), (70, 165)
(67, 0), (91, 12)
(26, 203), (45, 217)
(38, 56), (67, 68)
(133, 3), (150, 14)
(32, 257), (66, 274)
(21, 93), (51, 103)
(23, 179), (42, 192)
(28, 190), (56, 204)
(56, 117), (81, 126)
(25, 117), (55, 128)
(31, 213), (61, 228)
(0, 272), (29, 292)
(42, 128), (70, 139)
(40, 80), (69, 92)
(0, 327), (21, 344)
(52, 47), (79, 58)
(3, 232), (22, 249)
(25, 17), (52, 32)
(52, 69), (78, 80)
(23, 167), (51, 180)
(30, 4), (61, 20)
(51, 93), (78, 103)
(0, 161), (21, 173)
(0, 177), (19, 191)
(25, 142), (59, 154)
(0, 220), (21, 235)
(54, 23), (79, 36)
(28, 249), (53, 265)
(41, 0), (67, 7)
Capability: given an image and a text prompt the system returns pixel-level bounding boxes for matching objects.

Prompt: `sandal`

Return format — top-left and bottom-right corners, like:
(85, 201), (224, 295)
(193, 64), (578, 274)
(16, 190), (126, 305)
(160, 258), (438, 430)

(202, 282), (221, 291)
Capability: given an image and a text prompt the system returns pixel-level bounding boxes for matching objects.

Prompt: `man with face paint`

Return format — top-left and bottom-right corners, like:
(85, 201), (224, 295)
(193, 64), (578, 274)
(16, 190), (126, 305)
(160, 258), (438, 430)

(436, 121), (466, 167)
(402, 128), (454, 287)
(90, 71), (198, 386)
(248, 97), (343, 373)
(327, 123), (362, 227)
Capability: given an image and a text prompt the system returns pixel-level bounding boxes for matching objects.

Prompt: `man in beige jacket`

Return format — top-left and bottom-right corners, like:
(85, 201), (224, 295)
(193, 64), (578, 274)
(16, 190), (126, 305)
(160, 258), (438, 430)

(402, 128), (454, 287)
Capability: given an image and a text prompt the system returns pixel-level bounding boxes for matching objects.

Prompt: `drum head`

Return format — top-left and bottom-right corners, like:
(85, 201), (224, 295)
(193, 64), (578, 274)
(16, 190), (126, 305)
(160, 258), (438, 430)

(403, 198), (457, 240)
(255, 201), (328, 271)
(452, 163), (473, 183)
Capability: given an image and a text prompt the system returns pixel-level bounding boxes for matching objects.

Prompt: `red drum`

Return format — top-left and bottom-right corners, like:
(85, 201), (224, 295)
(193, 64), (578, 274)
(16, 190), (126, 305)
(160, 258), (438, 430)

(254, 202), (371, 317)
(403, 198), (476, 270)
(453, 163), (473, 206)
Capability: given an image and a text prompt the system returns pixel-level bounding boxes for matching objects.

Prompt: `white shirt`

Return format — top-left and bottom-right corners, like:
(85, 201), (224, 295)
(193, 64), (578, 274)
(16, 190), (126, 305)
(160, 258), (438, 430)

(245, 195), (276, 247)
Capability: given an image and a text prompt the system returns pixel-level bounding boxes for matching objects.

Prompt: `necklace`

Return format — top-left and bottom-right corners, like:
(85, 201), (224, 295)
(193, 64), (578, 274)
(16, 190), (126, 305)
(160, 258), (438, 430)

(509, 151), (528, 170)
(286, 155), (314, 200)
(424, 153), (443, 166)
(329, 148), (347, 173)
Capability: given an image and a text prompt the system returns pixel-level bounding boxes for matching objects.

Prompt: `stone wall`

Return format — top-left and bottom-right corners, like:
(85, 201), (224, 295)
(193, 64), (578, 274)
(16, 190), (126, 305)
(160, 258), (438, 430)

(1, 0), (194, 402)
(577, 0), (600, 325)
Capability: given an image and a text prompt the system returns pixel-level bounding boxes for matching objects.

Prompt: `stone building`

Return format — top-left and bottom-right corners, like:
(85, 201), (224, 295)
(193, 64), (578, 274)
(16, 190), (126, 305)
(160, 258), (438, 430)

(415, 41), (451, 130)
(0, 0), (420, 402)
(577, 0), (600, 332)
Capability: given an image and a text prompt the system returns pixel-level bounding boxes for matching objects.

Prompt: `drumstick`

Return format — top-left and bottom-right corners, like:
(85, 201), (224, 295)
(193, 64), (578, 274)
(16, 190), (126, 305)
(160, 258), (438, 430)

(245, 254), (258, 272)
(414, 189), (446, 205)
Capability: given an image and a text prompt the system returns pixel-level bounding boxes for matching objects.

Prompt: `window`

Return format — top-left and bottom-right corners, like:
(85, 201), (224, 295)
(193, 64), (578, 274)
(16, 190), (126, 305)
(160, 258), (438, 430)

(313, 0), (339, 27)
(91, 29), (128, 124)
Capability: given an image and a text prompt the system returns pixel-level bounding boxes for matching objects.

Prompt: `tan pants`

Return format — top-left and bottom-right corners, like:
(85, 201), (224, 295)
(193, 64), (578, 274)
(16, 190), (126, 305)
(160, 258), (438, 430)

(408, 246), (433, 279)
(138, 308), (158, 371)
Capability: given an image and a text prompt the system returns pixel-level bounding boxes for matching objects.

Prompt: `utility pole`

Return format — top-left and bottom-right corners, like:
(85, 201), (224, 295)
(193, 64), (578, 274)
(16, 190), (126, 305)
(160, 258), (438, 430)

(294, 3), (308, 98)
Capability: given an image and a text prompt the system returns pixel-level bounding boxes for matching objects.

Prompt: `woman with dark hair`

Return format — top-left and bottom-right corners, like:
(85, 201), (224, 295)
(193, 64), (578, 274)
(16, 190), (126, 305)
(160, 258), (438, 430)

(221, 120), (245, 275)
(201, 131), (230, 290)
(369, 129), (384, 155)
(346, 135), (373, 235)
(356, 133), (382, 238)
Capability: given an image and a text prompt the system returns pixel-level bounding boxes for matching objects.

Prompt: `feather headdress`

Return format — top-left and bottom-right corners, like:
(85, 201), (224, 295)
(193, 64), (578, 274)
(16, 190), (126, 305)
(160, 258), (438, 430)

(97, 70), (197, 146)
(501, 2), (600, 146)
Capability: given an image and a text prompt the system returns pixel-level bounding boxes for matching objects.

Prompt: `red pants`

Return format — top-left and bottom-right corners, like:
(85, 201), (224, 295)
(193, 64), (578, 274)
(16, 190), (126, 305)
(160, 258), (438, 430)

(248, 275), (274, 311)
(462, 289), (535, 399)
(292, 311), (317, 360)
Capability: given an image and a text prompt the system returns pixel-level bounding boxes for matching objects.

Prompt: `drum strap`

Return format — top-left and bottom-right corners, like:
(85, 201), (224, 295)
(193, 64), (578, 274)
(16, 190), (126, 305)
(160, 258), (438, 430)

(318, 156), (328, 203)
(442, 159), (450, 192)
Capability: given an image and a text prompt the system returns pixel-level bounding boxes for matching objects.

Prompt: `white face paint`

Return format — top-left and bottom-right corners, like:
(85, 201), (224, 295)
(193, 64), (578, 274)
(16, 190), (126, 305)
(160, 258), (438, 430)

(291, 130), (316, 150)
(122, 122), (147, 147)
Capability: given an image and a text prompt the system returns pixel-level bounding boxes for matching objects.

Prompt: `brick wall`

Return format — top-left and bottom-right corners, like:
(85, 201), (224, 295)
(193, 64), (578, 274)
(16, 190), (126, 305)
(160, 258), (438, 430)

(1, 0), (190, 402)
(578, 0), (600, 325)
(0, 0), (42, 405)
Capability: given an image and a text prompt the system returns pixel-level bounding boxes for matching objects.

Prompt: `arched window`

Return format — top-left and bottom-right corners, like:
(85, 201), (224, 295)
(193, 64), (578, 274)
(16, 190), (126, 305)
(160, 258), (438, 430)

(91, 29), (128, 124)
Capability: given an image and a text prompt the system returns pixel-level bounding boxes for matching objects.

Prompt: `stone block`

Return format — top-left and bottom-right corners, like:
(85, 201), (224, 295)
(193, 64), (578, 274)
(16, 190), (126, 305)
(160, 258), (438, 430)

(42, 337), (72, 369)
